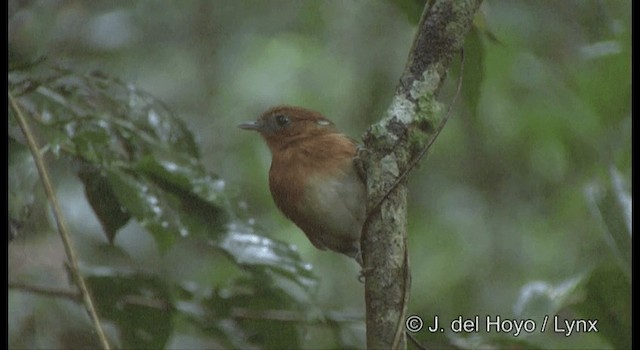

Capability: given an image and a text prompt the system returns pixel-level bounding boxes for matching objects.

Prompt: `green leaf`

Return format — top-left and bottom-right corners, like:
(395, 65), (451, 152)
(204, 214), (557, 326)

(115, 82), (199, 158)
(584, 167), (631, 277)
(389, 0), (426, 24)
(573, 264), (631, 350)
(173, 226), (319, 348)
(105, 166), (228, 252)
(459, 27), (485, 119)
(9, 66), (222, 248)
(9, 66), (320, 341)
(513, 264), (630, 350)
(134, 150), (226, 206)
(9, 66), (199, 162)
(514, 275), (585, 320)
(70, 124), (112, 164)
(85, 268), (174, 349)
(218, 227), (316, 293)
(199, 275), (303, 349)
(77, 165), (131, 243)
(106, 168), (178, 252)
(175, 283), (258, 349)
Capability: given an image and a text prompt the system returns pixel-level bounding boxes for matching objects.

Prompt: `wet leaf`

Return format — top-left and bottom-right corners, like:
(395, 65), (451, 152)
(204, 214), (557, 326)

(9, 66), (319, 348)
(85, 268), (174, 349)
(135, 150), (226, 206)
(219, 225), (316, 293)
(106, 168), (178, 252)
(77, 165), (131, 243)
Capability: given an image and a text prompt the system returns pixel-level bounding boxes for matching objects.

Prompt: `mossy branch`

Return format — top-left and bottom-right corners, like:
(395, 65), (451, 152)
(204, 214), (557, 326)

(360, 1), (482, 349)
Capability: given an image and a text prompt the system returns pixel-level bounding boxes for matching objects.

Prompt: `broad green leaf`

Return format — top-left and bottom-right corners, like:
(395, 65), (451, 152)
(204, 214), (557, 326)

(105, 166), (228, 252)
(175, 283), (260, 349)
(573, 264), (631, 350)
(219, 226), (316, 293)
(9, 66), (199, 161)
(514, 275), (585, 320)
(9, 66), (215, 247)
(10, 66), (317, 283)
(584, 167), (631, 277)
(198, 275), (303, 349)
(106, 168), (179, 252)
(134, 150), (226, 206)
(85, 268), (174, 349)
(513, 265), (630, 349)
(71, 127), (111, 164)
(9, 66), (320, 346)
(77, 165), (131, 243)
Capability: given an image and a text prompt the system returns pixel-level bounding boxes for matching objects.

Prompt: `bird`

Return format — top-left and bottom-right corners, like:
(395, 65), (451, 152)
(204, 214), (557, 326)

(238, 105), (366, 265)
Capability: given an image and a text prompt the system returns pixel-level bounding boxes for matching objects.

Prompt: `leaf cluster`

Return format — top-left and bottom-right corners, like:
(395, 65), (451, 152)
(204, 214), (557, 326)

(9, 65), (329, 349)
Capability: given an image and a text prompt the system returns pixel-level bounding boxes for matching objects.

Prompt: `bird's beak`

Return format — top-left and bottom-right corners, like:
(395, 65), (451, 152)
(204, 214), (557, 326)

(238, 121), (261, 131)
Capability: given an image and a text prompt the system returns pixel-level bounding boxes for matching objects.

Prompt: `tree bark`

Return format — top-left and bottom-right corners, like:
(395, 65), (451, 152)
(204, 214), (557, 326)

(361, 1), (483, 349)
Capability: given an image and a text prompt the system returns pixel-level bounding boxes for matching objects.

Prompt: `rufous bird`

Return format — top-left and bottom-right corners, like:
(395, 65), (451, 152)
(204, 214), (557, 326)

(239, 106), (366, 265)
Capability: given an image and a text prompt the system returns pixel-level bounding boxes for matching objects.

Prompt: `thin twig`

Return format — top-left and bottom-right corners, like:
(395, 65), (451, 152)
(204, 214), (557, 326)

(230, 307), (363, 326)
(9, 281), (82, 301)
(9, 92), (111, 350)
(407, 332), (428, 350)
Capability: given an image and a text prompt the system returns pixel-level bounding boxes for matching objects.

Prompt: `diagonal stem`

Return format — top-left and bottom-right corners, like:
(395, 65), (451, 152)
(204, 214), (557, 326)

(9, 92), (111, 350)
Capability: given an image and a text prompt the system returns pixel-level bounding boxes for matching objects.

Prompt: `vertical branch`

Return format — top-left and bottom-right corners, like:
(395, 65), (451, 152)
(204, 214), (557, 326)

(361, 1), (482, 349)
(9, 93), (111, 350)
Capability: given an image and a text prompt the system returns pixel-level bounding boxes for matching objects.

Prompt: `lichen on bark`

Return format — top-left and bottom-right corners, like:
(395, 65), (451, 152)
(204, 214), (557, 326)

(361, 1), (483, 349)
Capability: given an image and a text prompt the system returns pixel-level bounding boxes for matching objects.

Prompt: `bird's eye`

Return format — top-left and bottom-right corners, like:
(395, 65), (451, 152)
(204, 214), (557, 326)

(274, 114), (291, 127)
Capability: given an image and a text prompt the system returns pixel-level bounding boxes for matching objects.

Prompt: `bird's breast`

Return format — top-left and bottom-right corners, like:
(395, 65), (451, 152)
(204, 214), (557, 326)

(301, 166), (365, 236)
(268, 134), (366, 259)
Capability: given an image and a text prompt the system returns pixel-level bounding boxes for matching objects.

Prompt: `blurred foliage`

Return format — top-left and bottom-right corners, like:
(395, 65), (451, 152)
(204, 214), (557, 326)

(86, 270), (174, 349)
(8, 0), (630, 349)
(8, 138), (39, 241)
(9, 65), (319, 348)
